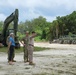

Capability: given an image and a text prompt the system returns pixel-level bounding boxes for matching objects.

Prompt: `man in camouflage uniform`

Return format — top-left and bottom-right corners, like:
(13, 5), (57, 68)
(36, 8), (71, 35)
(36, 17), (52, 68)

(21, 31), (29, 62)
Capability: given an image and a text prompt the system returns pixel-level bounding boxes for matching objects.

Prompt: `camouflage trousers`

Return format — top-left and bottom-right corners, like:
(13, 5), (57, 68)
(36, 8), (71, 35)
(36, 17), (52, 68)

(28, 45), (34, 62)
(24, 45), (34, 62)
(23, 46), (28, 61)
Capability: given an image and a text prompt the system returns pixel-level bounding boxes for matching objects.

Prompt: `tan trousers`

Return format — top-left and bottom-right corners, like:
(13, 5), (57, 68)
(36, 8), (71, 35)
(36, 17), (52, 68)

(28, 45), (34, 62)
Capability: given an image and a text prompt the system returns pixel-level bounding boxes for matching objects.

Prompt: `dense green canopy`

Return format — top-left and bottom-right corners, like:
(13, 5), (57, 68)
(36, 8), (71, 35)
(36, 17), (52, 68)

(0, 11), (76, 41)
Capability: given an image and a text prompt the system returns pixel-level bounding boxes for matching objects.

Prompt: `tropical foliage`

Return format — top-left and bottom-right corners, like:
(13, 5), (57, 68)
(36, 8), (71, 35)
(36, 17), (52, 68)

(0, 11), (76, 41)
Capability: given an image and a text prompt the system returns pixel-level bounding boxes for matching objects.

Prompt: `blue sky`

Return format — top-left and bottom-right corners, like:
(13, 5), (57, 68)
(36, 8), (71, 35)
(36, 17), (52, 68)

(0, 0), (76, 22)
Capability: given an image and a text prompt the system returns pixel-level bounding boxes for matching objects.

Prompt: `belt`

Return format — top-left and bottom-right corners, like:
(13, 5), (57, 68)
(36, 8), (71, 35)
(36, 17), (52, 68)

(29, 44), (34, 46)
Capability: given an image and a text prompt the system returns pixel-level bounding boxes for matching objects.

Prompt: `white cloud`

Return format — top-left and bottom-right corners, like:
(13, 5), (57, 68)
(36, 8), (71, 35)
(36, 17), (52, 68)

(0, 14), (6, 21)
(1, 0), (75, 11)
(45, 16), (56, 22)
(0, 0), (76, 22)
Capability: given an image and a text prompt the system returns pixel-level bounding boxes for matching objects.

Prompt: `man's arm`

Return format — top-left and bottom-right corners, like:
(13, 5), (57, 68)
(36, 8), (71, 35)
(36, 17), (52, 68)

(8, 41), (11, 50)
(30, 33), (37, 38)
(20, 38), (26, 46)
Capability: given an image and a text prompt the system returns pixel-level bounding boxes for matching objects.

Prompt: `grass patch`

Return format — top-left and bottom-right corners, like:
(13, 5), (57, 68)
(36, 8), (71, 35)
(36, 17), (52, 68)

(0, 46), (50, 53)
(0, 47), (8, 52)
(34, 47), (50, 51)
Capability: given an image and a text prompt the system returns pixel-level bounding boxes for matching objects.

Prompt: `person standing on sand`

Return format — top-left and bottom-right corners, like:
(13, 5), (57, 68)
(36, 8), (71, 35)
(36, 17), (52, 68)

(8, 33), (15, 65)
(28, 31), (37, 65)
(7, 34), (16, 63)
(21, 31), (30, 63)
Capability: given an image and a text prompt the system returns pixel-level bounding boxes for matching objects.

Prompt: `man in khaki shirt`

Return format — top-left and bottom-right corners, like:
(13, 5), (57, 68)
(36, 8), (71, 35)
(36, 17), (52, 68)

(28, 31), (37, 65)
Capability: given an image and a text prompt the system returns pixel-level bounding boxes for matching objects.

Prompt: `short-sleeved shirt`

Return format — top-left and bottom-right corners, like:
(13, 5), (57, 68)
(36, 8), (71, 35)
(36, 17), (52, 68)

(22, 36), (34, 46)
(22, 36), (29, 46)
(22, 35), (35, 47)
(28, 36), (34, 46)
(9, 37), (15, 46)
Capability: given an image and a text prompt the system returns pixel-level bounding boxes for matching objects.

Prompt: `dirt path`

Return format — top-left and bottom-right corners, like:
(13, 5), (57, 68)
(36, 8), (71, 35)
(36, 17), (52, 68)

(0, 42), (76, 75)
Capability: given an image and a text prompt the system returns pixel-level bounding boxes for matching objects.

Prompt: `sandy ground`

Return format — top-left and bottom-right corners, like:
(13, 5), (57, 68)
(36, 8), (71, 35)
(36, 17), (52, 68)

(0, 42), (76, 75)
